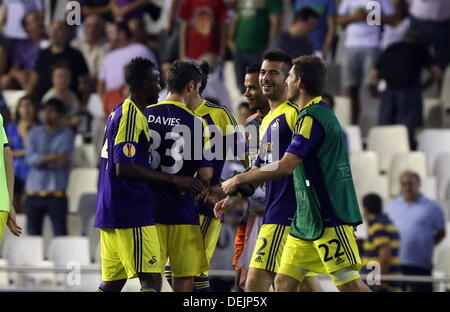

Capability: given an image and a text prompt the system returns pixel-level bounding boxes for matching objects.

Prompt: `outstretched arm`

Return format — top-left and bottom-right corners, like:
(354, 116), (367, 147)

(222, 153), (302, 195)
(116, 162), (205, 194)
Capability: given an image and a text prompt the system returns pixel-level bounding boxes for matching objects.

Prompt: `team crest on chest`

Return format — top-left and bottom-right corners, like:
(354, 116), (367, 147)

(123, 143), (136, 157)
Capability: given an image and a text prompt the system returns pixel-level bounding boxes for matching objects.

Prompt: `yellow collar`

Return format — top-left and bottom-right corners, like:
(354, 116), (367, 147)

(304, 96), (322, 108)
(268, 100), (291, 115)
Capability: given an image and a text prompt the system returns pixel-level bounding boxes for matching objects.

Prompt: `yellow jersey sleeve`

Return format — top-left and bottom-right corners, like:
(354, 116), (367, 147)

(285, 102), (299, 133)
(296, 115), (314, 139)
(114, 100), (149, 146)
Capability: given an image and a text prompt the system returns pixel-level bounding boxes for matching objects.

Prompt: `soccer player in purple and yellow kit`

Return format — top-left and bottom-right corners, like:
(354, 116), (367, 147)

(189, 60), (241, 292)
(219, 55), (370, 292)
(215, 50), (322, 292)
(144, 60), (213, 292)
(95, 57), (205, 292)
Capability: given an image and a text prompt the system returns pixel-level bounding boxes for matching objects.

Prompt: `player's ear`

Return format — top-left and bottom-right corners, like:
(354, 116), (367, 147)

(297, 77), (303, 91)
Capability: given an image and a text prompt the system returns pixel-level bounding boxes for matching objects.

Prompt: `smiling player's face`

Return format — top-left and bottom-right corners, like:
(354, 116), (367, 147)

(259, 60), (287, 101)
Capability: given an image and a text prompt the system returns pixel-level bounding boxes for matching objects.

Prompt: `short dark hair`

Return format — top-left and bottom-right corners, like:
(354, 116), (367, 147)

(363, 193), (383, 214)
(292, 55), (327, 96)
(167, 60), (203, 93)
(199, 60), (210, 95)
(263, 49), (293, 73)
(116, 21), (131, 38)
(246, 63), (261, 75)
(124, 57), (157, 91)
(293, 7), (319, 23)
(43, 98), (66, 115)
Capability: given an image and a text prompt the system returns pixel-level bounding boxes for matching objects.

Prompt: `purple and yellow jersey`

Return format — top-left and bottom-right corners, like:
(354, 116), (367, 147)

(285, 97), (342, 227)
(194, 100), (240, 217)
(95, 99), (153, 229)
(254, 100), (299, 226)
(144, 101), (213, 225)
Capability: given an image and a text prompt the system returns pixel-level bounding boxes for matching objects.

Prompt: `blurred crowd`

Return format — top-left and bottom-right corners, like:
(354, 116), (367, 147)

(0, 0), (449, 289)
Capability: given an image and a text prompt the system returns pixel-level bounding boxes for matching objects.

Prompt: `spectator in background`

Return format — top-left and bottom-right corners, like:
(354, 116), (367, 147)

(361, 193), (402, 292)
(337, 0), (395, 125)
(127, 17), (160, 55)
(5, 96), (39, 214)
(71, 14), (110, 84)
(292, 0), (337, 60)
(127, 17), (149, 45)
(25, 98), (74, 236)
(80, 0), (114, 22)
(409, 0), (450, 71)
(178, 0), (228, 61)
(238, 102), (251, 125)
(28, 21), (90, 102)
(1, 11), (46, 90)
(386, 171), (446, 292)
(228, 0), (282, 93)
(370, 30), (441, 149)
(110, 0), (149, 22)
(0, 0), (44, 42)
(269, 8), (318, 59)
(97, 22), (157, 115)
(198, 53), (233, 112)
(381, 0), (410, 50)
(42, 63), (81, 128)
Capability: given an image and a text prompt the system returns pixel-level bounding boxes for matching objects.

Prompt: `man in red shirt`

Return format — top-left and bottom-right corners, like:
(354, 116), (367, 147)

(178, 0), (228, 61)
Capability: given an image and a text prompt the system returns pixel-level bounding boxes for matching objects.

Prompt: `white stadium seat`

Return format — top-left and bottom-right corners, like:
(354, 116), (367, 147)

(367, 125), (410, 173)
(417, 129), (450, 173)
(67, 168), (99, 213)
(48, 236), (100, 290)
(433, 222), (450, 277)
(3, 235), (55, 287)
(354, 174), (389, 208)
(72, 144), (98, 168)
(344, 125), (363, 153)
(389, 152), (428, 197)
(334, 96), (351, 126)
(2, 89), (26, 113)
(423, 98), (442, 128)
(350, 151), (379, 182)
(48, 236), (90, 266)
(433, 153), (450, 202)
(422, 176), (438, 202)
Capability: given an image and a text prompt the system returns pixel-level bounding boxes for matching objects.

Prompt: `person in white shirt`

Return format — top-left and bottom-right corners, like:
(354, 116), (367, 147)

(381, 0), (411, 50)
(71, 14), (110, 83)
(337, 0), (395, 125)
(97, 22), (158, 115)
